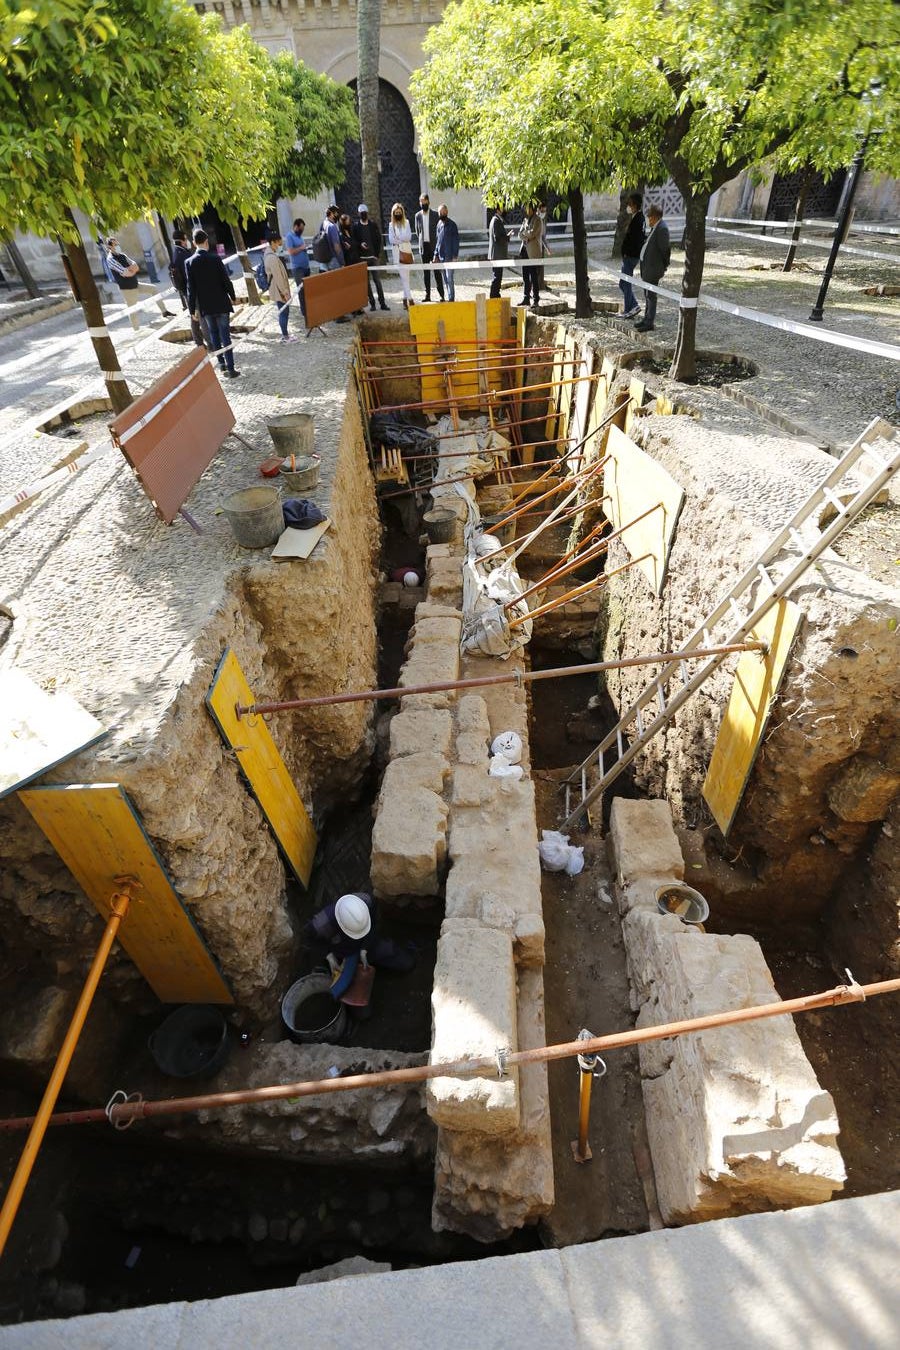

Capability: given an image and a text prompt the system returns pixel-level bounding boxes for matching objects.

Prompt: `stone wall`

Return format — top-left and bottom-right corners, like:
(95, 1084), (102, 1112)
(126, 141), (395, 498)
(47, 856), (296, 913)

(608, 798), (846, 1224)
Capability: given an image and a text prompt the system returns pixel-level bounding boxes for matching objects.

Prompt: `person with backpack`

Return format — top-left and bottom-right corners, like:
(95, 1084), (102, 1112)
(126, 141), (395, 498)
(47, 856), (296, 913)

(321, 205), (344, 270)
(169, 230), (205, 346)
(263, 234), (297, 342)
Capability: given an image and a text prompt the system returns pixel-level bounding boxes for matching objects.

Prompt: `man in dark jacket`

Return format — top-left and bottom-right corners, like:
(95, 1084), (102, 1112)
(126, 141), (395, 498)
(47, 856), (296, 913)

(304, 892), (416, 999)
(635, 204), (671, 333)
(170, 230), (205, 347)
(619, 193), (645, 320)
(488, 207), (510, 299)
(352, 204), (389, 312)
(185, 228), (239, 376)
(434, 204), (460, 301)
(415, 192), (444, 302)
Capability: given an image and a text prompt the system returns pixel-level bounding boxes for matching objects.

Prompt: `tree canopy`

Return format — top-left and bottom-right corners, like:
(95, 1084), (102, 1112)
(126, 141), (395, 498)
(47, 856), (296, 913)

(266, 50), (358, 203)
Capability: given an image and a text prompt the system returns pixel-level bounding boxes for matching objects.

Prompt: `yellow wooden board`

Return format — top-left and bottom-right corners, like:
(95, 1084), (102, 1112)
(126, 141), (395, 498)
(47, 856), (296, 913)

(624, 376), (646, 434)
(206, 649), (317, 887)
(18, 784), (233, 1004)
(544, 323), (569, 445)
(568, 347), (596, 463)
(604, 424), (685, 595)
(410, 300), (508, 409)
(702, 599), (803, 836)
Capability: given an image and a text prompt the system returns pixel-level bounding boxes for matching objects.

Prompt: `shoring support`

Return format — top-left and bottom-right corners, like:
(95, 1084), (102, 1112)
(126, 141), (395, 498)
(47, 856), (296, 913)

(1, 975), (894, 1134)
(371, 370), (601, 418)
(234, 643), (766, 719)
(507, 553), (652, 628)
(0, 884), (135, 1257)
(571, 1029), (607, 1164)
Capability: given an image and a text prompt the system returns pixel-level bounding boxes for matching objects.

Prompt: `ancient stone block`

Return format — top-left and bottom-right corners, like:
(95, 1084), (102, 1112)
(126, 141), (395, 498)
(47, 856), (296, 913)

(450, 763), (490, 809)
(513, 913), (546, 967)
(456, 731), (489, 766)
(412, 615), (463, 646)
(608, 797), (685, 886)
(415, 603), (462, 622)
(371, 759), (449, 897)
(457, 694), (492, 738)
(399, 639), (460, 705)
(389, 707), (453, 761)
(427, 919), (520, 1135)
(827, 754), (900, 823)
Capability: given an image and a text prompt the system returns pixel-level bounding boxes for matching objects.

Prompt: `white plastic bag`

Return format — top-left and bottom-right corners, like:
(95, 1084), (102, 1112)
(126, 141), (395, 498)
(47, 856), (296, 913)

(489, 753), (523, 781)
(490, 730), (522, 764)
(538, 829), (585, 876)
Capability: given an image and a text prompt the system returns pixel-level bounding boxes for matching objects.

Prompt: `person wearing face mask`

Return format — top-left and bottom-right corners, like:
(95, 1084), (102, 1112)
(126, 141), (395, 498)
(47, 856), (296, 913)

(352, 204), (389, 312)
(619, 192), (646, 320)
(415, 192), (444, 302)
(434, 203), (460, 302)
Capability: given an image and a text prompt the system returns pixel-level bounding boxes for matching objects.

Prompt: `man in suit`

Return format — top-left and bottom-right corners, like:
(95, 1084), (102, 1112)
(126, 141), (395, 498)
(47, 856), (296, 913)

(185, 228), (239, 377)
(487, 206), (510, 299)
(434, 204), (460, 301)
(414, 192), (444, 302)
(169, 230), (205, 346)
(635, 204), (671, 333)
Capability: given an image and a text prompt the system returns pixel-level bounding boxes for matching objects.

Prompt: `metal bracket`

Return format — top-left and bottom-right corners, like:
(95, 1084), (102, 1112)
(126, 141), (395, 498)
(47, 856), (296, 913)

(576, 1028), (607, 1078)
(105, 1088), (143, 1131)
(495, 1045), (511, 1079)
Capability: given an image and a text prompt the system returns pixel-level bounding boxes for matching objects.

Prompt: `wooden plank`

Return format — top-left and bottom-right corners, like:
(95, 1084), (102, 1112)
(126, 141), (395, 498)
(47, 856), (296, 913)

(1, 670), (106, 799)
(702, 600), (803, 836)
(604, 424), (685, 595)
(19, 784), (233, 1005)
(304, 263), (368, 329)
(270, 518), (331, 561)
(624, 375), (646, 434)
(568, 346), (595, 465)
(206, 649), (317, 887)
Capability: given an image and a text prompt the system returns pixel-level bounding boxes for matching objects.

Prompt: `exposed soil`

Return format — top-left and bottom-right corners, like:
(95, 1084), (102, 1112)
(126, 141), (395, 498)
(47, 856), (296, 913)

(829, 500), (900, 590)
(636, 354), (757, 387)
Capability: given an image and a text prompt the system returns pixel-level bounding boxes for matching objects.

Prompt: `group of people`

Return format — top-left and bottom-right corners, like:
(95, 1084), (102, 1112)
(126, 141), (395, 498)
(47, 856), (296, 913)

(486, 202), (549, 308)
(618, 193), (671, 332)
(386, 193), (460, 310)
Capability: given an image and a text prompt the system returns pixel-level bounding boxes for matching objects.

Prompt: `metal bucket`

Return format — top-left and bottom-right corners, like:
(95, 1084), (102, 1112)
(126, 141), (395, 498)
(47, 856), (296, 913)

(222, 486), (284, 549)
(656, 883), (709, 926)
(279, 454), (321, 494)
(281, 973), (349, 1045)
(423, 507), (457, 544)
(148, 1005), (230, 1079)
(266, 412), (315, 459)
(481, 513), (515, 546)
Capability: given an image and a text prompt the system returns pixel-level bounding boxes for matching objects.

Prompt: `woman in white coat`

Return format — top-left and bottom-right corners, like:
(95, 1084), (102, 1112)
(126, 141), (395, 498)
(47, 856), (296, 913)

(388, 203), (415, 310)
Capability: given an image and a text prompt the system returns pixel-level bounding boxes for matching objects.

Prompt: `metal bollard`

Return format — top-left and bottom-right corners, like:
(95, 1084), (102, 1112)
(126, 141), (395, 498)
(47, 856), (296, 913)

(571, 1027), (607, 1164)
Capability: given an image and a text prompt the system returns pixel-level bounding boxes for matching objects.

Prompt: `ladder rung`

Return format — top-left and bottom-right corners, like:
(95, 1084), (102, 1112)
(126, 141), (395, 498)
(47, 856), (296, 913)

(728, 598), (744, 626)
(616, 729), (624, 757)
(581, 766), (587, 800)
(822, 487), (846, 513)
(597, 748), (605, 778)
(655, 682), (666, 715)
(756, 563), (774, 588)
(680, 660), (690, 687)
(635, 706), (644, 736)
(860, 443), (890, 474)
(788, 527), (806, 551)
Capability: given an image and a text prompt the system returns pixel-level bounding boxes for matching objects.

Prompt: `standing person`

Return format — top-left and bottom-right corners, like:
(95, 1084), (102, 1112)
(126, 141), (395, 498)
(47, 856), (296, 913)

(635, 204), (671, 333)
(537, 202), (550, 292)
(434, 203), (460, 302)
(414, 192), (444, 303)
(353, 204), (389, 312)
(339, 214), (365, 317)
(105, 236), (173, 329)
(322, 205), (344, 270)
(169, 230), (205, 346)
(185, 228), (240, 378)
(388, 203), (415, 310)
(264, 234), (297, 343)
(619, 193), (645, 320)
(283, 217), (310, 317)
(487, 206), (509, 299)
(517, 203), (543, 310)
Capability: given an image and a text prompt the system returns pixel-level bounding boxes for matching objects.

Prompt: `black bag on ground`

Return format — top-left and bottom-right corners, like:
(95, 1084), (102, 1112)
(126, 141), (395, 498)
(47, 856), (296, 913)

(370, 411), (437, 457)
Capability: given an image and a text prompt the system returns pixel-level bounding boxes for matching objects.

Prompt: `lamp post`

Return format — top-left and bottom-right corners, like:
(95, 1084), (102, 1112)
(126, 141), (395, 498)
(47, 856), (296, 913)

(808, 136), (869, 321)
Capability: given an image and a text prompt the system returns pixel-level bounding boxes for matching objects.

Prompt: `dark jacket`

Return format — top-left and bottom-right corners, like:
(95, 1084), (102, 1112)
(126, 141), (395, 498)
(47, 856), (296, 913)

(352, 218), (383, 264)
(170, 243), (193, 294)
(340, 227), (360, 266)
(488, 213), (509, 262)
(414, 207), (439, 254)
(622, 211), (645, 260)
(640, 221), (671, 282)
(305, 892), (376, 959)
(185, 248), (235, 316)
(434, 215), (459, 262)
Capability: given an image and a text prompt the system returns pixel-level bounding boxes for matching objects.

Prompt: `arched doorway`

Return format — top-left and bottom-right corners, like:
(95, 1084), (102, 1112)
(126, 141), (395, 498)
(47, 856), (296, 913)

(336, 80), (420, 232)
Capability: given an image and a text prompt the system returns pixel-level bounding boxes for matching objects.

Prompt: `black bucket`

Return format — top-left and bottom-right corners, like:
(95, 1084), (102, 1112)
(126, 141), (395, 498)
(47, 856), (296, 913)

(148, 1005), (231, 1079)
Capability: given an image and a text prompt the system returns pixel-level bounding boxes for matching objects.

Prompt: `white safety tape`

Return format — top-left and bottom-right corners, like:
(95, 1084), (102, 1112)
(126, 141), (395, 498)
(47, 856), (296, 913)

(706, 224), (900, 266)
(86, 327), (110, 337)
(100, 370), (128, 380)
(0, 437), (117, 520)
(368, 253), (578, 273)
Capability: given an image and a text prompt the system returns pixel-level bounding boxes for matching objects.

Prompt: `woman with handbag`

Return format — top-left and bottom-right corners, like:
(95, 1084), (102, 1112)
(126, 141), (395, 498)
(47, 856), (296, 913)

(388, 203), (415, 310)
(517, 203), (543, 310)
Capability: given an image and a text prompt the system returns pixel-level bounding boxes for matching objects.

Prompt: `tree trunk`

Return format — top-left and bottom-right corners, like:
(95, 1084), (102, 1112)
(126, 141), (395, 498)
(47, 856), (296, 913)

(61, 210), (132, 414)
(782, 169), (812, 273)
(229, 220), (261, 305)
(569, 186), (592, 319)
(358, 0), (383, 233)
(3, 237), (41, 297)
(669, 189), (709, 383)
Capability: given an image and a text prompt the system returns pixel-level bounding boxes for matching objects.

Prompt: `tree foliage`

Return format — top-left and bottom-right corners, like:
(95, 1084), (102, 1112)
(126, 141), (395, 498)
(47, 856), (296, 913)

(266, 50), (358, 203)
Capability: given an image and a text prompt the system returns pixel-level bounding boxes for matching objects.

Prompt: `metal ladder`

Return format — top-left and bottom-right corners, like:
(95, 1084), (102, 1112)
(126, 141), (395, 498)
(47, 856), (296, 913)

(561, 418), (900, 831)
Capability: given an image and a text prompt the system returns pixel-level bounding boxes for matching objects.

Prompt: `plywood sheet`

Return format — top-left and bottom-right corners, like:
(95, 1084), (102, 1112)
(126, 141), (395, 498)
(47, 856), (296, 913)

(110, 345), (235, 525)
(624, 376), (647, 434)
(206, 649), (317, 886)
(702, 599), (803, 836)
(604, 424), (685, 595)
(0, 670), (106, 799)
(410, 299), (508, 411)
(568, 346), (596, 465)
(18, 784), (233, 1004)
(270, 519), (331, 561)
(304, 263), (368, 329)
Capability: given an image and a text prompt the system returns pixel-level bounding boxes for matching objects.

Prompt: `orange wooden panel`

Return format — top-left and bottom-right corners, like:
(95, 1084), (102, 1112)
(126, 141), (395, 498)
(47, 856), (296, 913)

(304, 264), (369, 329)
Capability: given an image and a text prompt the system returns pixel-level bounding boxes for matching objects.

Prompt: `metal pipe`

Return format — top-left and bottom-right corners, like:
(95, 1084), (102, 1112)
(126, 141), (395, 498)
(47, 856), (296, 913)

(1, 976), (894, 1133)
(0, 888), (133, 1256)
(507, 554), (650, 627)
(378, 457), (566, 502)
(372, 371), (601, 417)
(235, 643), (767, 718)
(483, 457), (605, 535)
(512, 503), (662, 606)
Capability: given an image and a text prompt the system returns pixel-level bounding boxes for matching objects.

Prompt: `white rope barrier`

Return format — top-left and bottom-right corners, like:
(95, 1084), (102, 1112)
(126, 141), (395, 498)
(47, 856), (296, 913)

(706, 224), (900, 266)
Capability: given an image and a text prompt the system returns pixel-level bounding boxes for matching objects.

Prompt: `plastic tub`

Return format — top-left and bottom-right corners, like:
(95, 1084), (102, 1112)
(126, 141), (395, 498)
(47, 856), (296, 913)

(148, 1005), (230, 1079)
(281, 973), (349, 1045)
(423, 507), (457, 544)
(223, 486), (284, 548)
(656, 883), (709, 926)
(279, 454), (321, 494)
(266, 412), (315, 459)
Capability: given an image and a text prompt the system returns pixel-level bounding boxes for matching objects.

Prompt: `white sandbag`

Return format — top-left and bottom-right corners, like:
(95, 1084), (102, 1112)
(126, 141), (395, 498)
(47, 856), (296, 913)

(538, 829), (585, 876)
(490, 730), (522, 764)
(489, 753), (524, 781)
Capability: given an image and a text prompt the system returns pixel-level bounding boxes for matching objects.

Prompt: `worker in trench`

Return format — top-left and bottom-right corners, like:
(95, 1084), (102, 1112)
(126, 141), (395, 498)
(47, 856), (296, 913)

(303, 892), (416, 1000)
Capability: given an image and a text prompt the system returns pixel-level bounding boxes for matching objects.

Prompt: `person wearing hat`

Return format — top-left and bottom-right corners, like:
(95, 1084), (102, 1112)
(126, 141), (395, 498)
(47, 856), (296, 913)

(352, 204), (389, 312)
(303, 892), (416, 996)
(105, 235), (174, 329)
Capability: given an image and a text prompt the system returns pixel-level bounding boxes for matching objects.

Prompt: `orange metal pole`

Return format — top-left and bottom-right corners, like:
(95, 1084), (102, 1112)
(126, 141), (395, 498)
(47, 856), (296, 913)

(0, 888), (133, 1258)
(507, 554), (651, 627)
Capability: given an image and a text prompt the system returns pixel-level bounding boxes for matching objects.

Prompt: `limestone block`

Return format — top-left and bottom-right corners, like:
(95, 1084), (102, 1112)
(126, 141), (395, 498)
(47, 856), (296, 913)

(456, 731), (489, 766)
(399, 638), (460, 709)
(412, 615), (463, 647)
(608, 797), (685, 887)
(371, 758), (449, 897)
(513, 913), (546, 967)
(415, 603), (462, 622)
(0, 984), (127, 1100)
(427, 919), (520, 1135)
(457, 694), (492, 738)
(295, 1257), (392, 1286)
(451, 763), (490, 809)
(827, 754), (900, 822)
(425, 544), (452, 561)
(389, 707), (454, 761)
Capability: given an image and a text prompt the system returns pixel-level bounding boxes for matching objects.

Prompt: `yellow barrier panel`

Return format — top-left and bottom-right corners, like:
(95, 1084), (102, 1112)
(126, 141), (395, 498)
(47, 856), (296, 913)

(603, 424), (685, 595)
(206, 649), (317, 887)
(702, 599), (803, 836)
(624, 375), (647, 434)
(18, 784), (233, 1004)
